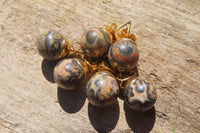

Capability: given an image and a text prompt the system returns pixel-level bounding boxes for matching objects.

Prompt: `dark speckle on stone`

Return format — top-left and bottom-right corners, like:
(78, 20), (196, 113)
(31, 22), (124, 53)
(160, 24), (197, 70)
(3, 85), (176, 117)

(86, 30), (97, 45)
(88, 89), (95, 98)
(118, 43), (133, 57)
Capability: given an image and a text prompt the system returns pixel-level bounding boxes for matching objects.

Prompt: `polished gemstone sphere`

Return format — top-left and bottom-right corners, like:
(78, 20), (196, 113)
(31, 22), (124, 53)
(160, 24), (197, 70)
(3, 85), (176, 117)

(37, 31), (70, 60)
(108, 38), (139, 72)
(86, 71), (119, 106)
(54, 58), (88, 90)
(124, 78), (157, 112)
(81, 28), (111, 60)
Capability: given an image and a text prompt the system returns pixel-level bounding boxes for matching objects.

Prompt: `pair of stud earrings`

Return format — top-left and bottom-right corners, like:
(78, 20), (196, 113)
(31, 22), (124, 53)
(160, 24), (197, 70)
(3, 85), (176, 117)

(37, 21), (157, 112)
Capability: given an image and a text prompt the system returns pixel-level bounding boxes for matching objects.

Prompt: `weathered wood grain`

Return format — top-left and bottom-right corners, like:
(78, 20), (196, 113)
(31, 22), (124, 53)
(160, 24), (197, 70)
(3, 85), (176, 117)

(0, 0), (199, 132)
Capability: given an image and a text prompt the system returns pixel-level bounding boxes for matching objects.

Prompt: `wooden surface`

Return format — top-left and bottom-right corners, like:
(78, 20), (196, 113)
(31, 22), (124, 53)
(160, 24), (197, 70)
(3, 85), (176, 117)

(0, 0), (200, 132)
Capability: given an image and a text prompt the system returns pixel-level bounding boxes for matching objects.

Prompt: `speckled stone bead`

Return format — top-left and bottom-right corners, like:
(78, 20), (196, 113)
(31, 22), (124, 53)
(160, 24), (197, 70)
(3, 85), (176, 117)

(81, 28), (111, 60)
(37, 31), (70, 60)
(108, 38), (139, 72)
(86, 71), (119, 107)
(124, 78), (157, 112)
(53, 58), (88, 90)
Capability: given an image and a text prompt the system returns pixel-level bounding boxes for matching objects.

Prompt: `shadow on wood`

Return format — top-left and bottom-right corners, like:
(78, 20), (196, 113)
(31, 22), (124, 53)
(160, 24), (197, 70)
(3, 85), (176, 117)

(57, 86), (86, 113)
(41, 59), (59, 83)
(88, 100), (119, 133)
(124, 102), (156, 133)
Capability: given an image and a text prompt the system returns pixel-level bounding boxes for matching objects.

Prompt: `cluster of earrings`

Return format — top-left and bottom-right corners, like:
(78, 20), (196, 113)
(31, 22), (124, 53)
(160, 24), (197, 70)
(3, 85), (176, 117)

(37, 21), (157, 112)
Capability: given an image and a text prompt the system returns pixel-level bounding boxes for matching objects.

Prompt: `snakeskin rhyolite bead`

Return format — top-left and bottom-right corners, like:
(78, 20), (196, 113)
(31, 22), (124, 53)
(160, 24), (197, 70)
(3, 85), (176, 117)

(37, 31), (70, 60)
(54, 58), (88, 90)
(86, 71), (119, 106)
(108, 38), (139, 72)
(81, 28), (111, 60)
(124, 78), (157, 112)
